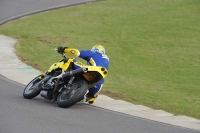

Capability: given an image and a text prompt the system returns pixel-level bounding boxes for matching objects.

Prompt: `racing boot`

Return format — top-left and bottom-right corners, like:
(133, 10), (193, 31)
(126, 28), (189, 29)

(85, 93), (98, 104)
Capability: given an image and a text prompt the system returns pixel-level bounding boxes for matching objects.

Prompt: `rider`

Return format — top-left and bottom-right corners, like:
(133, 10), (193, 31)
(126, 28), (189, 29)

(57, 44), (109, 104)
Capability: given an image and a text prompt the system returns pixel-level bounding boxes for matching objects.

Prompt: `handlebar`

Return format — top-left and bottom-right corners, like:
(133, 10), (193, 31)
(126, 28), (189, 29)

(55, 48), (67, 59)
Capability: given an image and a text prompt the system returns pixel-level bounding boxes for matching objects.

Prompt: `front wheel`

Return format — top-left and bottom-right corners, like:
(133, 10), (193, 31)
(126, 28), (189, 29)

(57, 78), (88, 108)
(23, 76), (42, 99)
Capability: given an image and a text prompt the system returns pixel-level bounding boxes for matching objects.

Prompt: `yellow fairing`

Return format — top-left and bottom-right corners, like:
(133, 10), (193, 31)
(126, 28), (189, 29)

(74, 61), (87, 67)
(85, 66), (108, 78)
(47, 58), (74, 73)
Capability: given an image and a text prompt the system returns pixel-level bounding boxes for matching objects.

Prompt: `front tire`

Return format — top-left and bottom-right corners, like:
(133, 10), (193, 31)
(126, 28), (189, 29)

(23, 76), (42, 99)
(57, 78), (88, 108)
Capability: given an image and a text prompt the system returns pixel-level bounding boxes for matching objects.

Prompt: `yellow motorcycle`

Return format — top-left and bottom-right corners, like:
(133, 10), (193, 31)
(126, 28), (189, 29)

(23, 51), (108, 108)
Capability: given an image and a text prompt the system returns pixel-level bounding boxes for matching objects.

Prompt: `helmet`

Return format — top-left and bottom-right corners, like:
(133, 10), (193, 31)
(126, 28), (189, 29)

(91, 44), (105, 54)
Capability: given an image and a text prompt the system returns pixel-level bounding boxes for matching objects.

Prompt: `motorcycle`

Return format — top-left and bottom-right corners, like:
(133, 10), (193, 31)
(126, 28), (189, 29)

(23, 50), (108, 108)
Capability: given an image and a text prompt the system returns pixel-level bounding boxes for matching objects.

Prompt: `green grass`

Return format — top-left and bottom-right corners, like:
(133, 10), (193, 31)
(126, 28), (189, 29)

(0, 0), (200, 119)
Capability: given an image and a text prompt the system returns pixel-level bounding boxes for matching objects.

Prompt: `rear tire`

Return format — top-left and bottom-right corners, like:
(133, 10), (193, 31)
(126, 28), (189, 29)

(57, 78), (88, 108)
(23, 76), (42, 99)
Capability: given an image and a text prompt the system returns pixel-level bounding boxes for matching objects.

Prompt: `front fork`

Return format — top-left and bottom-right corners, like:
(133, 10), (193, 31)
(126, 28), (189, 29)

(52, 76), (75, 101)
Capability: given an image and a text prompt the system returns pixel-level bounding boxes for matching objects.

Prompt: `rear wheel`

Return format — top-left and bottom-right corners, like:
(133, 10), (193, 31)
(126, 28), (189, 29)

(57, 78), (88, 108)
(23, 76), (42, 99)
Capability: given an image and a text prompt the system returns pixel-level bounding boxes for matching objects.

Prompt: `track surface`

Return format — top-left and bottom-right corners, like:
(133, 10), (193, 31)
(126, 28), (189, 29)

(0, 0), (95, 25)
(0, 76), (198, 133)
(0, 0), (199, 133)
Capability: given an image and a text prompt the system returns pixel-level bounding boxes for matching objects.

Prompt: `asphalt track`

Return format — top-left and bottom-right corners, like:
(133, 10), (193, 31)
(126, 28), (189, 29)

(1, 75), (199, 133)
(0, 0), (199, 133)
(0, 0), (96, 25)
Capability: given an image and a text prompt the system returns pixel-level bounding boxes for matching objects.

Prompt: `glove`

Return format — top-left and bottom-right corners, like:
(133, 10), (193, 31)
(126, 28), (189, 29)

(57, 46), (67, 54)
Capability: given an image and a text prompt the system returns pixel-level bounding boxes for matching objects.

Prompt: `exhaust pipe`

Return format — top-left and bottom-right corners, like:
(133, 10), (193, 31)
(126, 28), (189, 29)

(62, 67), (88, 81)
